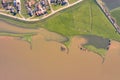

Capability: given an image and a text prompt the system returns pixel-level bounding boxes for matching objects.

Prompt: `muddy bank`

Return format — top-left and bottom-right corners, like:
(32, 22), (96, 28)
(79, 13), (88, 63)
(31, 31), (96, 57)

(0, 20), (37, 33)
(0, 20), (67, 42)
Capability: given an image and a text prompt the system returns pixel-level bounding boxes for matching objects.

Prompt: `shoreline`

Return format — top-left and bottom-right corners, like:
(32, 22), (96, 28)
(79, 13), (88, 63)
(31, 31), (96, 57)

(0, 34), (118, 60)
(0, 34), (113, 59)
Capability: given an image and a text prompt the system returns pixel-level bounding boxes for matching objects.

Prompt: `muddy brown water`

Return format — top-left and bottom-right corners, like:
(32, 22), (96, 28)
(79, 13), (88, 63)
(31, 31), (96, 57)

(0, 21), (120, 80)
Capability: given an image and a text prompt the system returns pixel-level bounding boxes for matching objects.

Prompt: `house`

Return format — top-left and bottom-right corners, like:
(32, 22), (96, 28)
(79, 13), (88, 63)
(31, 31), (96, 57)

(16, 0), (20, 3)
(1, 0), (8, 8)
(16, 2), (21, 13)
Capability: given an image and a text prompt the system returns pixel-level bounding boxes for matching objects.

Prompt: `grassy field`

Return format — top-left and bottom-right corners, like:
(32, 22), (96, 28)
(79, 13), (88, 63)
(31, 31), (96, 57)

(111, 7), (120, 26)
(52, 4), (63, 10)
(103, 0), (120, 30)
(0, 0), (120, 56)
(42, 0), (120, 41)
(69, 0), (79, 4)
(84, 45), (107, 57)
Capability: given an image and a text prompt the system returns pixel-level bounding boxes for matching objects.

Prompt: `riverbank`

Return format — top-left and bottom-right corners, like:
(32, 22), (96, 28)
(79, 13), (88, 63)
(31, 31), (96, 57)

(0, 0), (120, 56)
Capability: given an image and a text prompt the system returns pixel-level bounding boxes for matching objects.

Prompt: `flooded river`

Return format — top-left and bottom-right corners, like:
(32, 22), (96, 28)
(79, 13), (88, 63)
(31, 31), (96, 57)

(0, 21), (120, 80)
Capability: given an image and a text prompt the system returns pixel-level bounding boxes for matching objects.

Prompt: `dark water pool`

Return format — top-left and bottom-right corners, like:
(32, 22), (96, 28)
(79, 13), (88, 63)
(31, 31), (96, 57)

(82, 35), (110, 49)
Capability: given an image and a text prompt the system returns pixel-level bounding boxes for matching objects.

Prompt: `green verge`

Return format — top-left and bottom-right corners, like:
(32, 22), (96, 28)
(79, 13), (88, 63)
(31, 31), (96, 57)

(69, 0), (79, 4)
(0, 32), (35, 43)
(52, 4), (63, 10)
(84, 45), (107, 57)
(111, 7), (120, 26)
(0, 0), (120, 56)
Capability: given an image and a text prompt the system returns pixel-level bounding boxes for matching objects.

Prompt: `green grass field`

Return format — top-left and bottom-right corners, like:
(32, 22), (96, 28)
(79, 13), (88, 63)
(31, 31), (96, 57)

(0, 0), (120, 56)
(103, 0), (120, 34)
(42, 0), (120, 41)
(69, 0), (79, 4)
(111, 7), (120, 26)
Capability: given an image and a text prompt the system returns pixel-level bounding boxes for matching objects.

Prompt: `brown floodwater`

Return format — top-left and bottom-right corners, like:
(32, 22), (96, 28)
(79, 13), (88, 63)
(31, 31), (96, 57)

(103, 41), (120, 80)
(0, 21), (120, 80)
(0, 20), (37, 33)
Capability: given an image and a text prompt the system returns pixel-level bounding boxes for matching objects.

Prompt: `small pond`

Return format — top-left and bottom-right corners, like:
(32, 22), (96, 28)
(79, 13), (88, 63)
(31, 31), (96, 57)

(82, 35), (110, 49)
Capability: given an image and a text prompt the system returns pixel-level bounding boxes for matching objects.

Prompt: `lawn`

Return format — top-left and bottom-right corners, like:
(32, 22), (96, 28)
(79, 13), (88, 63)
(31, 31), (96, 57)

(0, 0), (120, 56)
(69, 0), (79, 4)
(51, 4), (63, 10)
(42, 0), (120, 41)
(0, 0), (2, 9)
